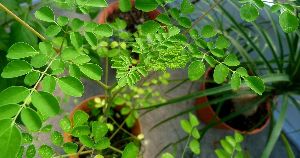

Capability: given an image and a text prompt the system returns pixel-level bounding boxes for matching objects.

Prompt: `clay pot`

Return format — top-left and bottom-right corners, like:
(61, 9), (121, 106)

(97, 0), (160, 24)
(195, 69), (271, 135)
(63, 95), (142, 158)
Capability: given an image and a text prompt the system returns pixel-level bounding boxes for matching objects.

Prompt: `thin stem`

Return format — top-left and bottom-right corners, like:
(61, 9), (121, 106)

(53, 150), (94, 158)
(11, 55), (58, 126)
(109, 146), (123, 154)
(183, 0), (223, 34)
(0, 3), (46, 41)
(181, 128), (193, 158)
(95, 80), (110, 90)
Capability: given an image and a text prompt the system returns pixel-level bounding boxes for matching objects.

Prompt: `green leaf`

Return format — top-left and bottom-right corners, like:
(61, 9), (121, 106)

(181, 0), (194, 14)
(236, 67), (248, 77)
(31, 91), (60, 117)
(178, 17), (192, 28)
(35, 7), (55, 22)
(0, 86), (29, 106)
(216, 35), (230, 49)
(58, 77), (84, 97)
(22, 133), (33, 144)
(215, 149), (230, 158)
(71, 18), (84, 31)
(1, 60), (32, 78)
(84, 32), (97, 48)
(220, 139), (233, 154)
(270, 4), (281, 13)
(201, 25), (217, 38)
(57, 16), (69, 26)
(94, 137), (110, 150)
(26, 144), (36, 158)
(0, 104), (20, 119)
(225, 136), (236, 147)
(92, 121), (108, 142)
(45, 25), (61, 37)
(156, 14), (171, 25)
(79, 63), (103, 80)
(244, 76), (265, 95)
(240, 4), (259, 22)
(51, 131), (63, 146)
(191, 128), (200, 139)
(79, 135), (94, 148)
(189, 139), (200, 154)
(161, 153), (174, 158)
(41, 76), (56, 93)
(73, 55), (91, 65)
(169, 8), (180, 20)
(38, 145), (54, 158)
(223, 54), (240, 66)
(59, 116), (72, 133)
(122, 142), (139, 158)
(141, 20), (160, 34)
(24, 71), (40, 86)
(72, 125), (90, 137)
(16, 146), (24, 158)
(84, 0), (108, 7)
(211, 49), (225, 58)
(21, 108), (42, 131)
(61, 47), (80, 61)
(253, 0), (264, 8)
(73, 110), (89, 126)
(69, 64), (82, 78)
(213, 64), (229, 84)
(40, 125), (52, 133)
(135, 0), (158, 12)
(70, 32), (83, 49)
(94, 24), (113, 37)
(31, 54), (48, 68)
(189, 113), (199, 127)
(261, 96), (288, 158)
(234, 132), (244, 143)
(7, 42), (38, 59)
(188, 61), (205, 81)
(279, 11), (299, 33)
(0, 119), (22, 158)
(204, 56), (217, 67)
(120, 0), (131, 12)
(231, 73), (241, 90)
(180, 119), (192, 134)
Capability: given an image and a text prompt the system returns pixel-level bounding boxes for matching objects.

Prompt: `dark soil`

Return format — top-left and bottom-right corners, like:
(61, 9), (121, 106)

(107, 8), (150, 33)
(206, 71), (269, 132)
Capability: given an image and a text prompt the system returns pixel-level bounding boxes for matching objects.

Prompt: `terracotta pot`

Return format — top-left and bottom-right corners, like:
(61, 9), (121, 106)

(195, 69), (271, 135)
(97, 0), (160, 24)
(63, 95), (142, 158)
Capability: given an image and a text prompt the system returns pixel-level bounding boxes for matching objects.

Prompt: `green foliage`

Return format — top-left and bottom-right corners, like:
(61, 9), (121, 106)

(38, 145), (54, 158)
(135, 0), (158, 12)
(58, 77), (84, 97)
(122, 142), (139, 158)
(180, 113), (201, 155)
(215, 132), (245, 158)
(188, 61), (205, 81)
(63, 142), (78, 154)
(6, 42), (38, 59)
(119, 0), (131, 12)
(34, 7), (55, 23)
(31, 91), (60, 117)
(181, 0), (195, 14)
(0, 119), (22, 158)
(240, 4), (259, 22)
(21, 108), (42, 131)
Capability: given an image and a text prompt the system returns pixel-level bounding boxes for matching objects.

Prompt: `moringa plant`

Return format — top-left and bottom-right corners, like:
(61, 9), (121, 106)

(0, 0), (299, 157)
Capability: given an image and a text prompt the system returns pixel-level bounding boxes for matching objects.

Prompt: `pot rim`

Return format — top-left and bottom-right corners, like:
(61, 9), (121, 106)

(195, 68), (271, 135)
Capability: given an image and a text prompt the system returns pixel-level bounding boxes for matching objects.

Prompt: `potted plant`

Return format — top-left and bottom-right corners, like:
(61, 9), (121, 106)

(0, 0), (298, 158)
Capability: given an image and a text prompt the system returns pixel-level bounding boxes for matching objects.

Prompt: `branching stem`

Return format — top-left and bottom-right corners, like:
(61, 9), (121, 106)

(0, 3), (46, 41)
